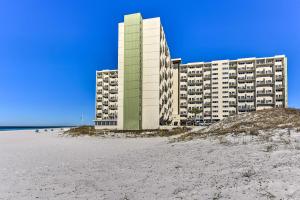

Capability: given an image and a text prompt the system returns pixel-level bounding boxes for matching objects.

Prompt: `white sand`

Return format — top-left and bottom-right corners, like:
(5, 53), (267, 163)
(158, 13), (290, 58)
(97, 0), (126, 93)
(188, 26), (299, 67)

(0, 129), (300, 200)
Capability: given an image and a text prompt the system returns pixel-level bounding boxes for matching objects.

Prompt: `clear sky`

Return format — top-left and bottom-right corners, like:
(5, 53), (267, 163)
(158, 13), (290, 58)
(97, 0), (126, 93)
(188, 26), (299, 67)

(0, 0), (299, 126)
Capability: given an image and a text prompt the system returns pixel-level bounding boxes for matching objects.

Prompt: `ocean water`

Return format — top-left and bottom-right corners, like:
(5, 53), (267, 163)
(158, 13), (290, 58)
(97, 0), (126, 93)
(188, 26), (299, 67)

(0, 126), (73, 131)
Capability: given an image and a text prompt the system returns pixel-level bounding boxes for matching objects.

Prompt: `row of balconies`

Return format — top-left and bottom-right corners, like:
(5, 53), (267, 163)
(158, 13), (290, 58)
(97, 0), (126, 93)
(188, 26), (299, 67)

(187, 81), (203, 86)
(256, 70), (273, 76)
(257, 100), (274, 106)
(238, 105), (255, 111)
(256, 59), (274, 65)
(238, 86), (255, 91)
(109, 105), (118, 110)
(238, 76), (255, 81)
(203, 66), (212, 71)
(109, 80), (118, 86)
(188, 91), (202, 95)
(97, 114), (118, 120)
(257, 90), (273, 96)
(256, 80), (273, 86)
(238, 67), (255, 72)
(187, 99), (203, 104)
(238, 97), (255, 102)
(188, 70), (203, 75)
(109, 73), (118, 78)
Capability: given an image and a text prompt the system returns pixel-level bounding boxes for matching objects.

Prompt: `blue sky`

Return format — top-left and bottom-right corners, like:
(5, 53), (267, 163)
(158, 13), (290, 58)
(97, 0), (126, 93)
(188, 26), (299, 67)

(0, 0), (299, 126)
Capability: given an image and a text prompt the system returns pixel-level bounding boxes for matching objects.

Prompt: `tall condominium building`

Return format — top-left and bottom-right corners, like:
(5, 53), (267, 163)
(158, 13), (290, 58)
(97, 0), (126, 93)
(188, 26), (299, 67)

(172, 55), (288, 125)
(95, 13), (173, 130)
(95, 13), (288, 130)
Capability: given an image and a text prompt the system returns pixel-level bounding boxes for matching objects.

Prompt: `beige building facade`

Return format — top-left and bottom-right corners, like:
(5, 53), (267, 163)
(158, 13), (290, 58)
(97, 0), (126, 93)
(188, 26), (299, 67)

(174, 55), (288, 125)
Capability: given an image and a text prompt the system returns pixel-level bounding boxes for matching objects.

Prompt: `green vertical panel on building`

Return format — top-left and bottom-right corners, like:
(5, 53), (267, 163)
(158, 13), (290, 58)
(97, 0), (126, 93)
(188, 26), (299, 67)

(123, 13), (142, 130)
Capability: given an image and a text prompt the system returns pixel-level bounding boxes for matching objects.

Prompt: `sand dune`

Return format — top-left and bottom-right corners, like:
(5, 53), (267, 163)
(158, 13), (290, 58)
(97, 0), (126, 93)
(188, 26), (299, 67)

(0, 129), (300, 199)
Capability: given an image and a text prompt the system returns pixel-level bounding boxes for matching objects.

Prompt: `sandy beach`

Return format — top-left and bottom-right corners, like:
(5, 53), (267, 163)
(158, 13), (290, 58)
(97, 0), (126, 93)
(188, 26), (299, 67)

(1, 129), (300, 200)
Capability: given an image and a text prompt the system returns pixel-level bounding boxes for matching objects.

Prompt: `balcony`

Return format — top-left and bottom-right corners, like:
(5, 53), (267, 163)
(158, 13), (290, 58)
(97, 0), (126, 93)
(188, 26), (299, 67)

(188, 71), (202, 77)
(108, 113), (117, 119)
(203, 75), (211, 80)
(103, 85), (109, 90)
(103, 102), (109, 106)
(229, 111), (236, 116)
(180, 67), (187, 73)
(276, 95), (284, 101)
(109, 97), (118, 102)
(229, 83), (237, 88)
(238, 86), (255, 92)
(257, 101), (274, 106)
(229, 101), (236, 106)
(204, 84), (211, 89)
(238, 67), (255, 72)
(256, 81), (273, 86)
(187, 82), (195, 86)
(256, 71), (274, 77)
(229, 93), (236, 97)
(195, 82), (202, 86)
(229, 64), (237, 69)
(238, 97), (255, 102)
(180, 103), (187, 108)
(229, 73), (237, 78)
(256, 61), (273, 67)
(109, 73), (118, 78)
(203, 66), (211, 71)
(109, 105), (118, 110)
(275, 85), (284, 91)
(275, 75), (283, 81)
(257, 90), (273, 96)
(276, 66), (283, 71)
(204, 93), (211, 98)
(110, 89), (118, 94)
(204, 112), (212, 117)
(204, 102), (211, 108)
(97, 90), (102, 94)
(97, 105), (102, 110)
(97, 82), (102, 86)
(103, 78), (109, 83)
(96, 98), (102, 102)
(238, 76), (255, 82)
(180, 77), (187, 82)
(187, 98), (202, 104)
(103, 93), (109, 98)
(238, 106), (255, 112)
(188, 91), (196, 95)
(180, 95), (187, 99)
(109, 81), (118, 86)
(180, 86), (187, 90)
